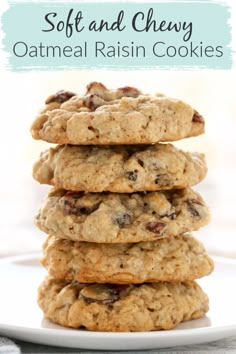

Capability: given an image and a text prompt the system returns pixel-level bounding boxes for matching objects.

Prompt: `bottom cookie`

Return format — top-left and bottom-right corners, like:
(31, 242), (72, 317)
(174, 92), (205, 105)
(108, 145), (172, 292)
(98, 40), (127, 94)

(38, 277), (209, 332)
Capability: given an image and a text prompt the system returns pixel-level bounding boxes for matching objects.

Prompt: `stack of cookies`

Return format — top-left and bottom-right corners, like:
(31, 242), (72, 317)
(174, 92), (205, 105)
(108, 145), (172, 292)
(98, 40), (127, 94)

(31, 82), (214, 332)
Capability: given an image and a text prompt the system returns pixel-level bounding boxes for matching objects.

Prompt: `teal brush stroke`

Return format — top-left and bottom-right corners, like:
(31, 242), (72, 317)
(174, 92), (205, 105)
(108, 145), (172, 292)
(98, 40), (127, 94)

(1, 1), (233, 72)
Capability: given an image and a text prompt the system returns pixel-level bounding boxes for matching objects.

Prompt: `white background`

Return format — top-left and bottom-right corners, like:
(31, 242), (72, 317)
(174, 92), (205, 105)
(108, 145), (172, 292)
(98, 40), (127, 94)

(0, 0), (235, 258)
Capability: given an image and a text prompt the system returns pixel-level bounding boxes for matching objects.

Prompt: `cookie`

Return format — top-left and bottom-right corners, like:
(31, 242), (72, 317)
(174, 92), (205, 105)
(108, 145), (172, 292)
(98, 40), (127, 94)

(36, 188), (210, 243)
(32, 144), (207, 193)
(42, 234), (214, 284)
(38, 276), (209, 331)
(31, 82), (204, 145)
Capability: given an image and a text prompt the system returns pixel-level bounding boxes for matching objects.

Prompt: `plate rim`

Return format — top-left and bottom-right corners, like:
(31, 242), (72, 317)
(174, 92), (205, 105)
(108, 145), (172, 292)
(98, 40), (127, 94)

(1, 319), (236, 338)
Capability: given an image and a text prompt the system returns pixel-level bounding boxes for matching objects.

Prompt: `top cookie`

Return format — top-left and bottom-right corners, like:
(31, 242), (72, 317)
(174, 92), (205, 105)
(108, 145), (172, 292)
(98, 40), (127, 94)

(31, 82), (204, 145)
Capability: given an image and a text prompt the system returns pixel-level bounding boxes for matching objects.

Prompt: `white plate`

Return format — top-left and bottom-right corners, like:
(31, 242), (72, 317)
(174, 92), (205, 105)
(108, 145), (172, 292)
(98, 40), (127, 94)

(0, 254), (236, 350)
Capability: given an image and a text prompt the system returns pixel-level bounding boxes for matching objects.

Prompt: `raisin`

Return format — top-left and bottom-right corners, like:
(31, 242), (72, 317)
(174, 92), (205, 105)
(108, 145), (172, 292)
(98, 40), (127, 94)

(162, 209), (177, 220)
(155, 174), (170, 187)
(64, 200), (101, 216)
(64, 191), (85, 198)
(126, 170), (138, 181)
(81, 295), (117, 305)
(118, 86), (141, 97)
(146, 222), (166, 235)
(79, 284), (129, 305)
(80, 205), (101, 214)
(138, 159), (144, 167)
(45, 90), (76, 104)
(186, 199), (202, 217)
(116, 213), (132, 227)
(86, 82), (107, 93)
(192, 110), (204, 123)
(112, 284), (130, 293)
(64, 200), (80, 216)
